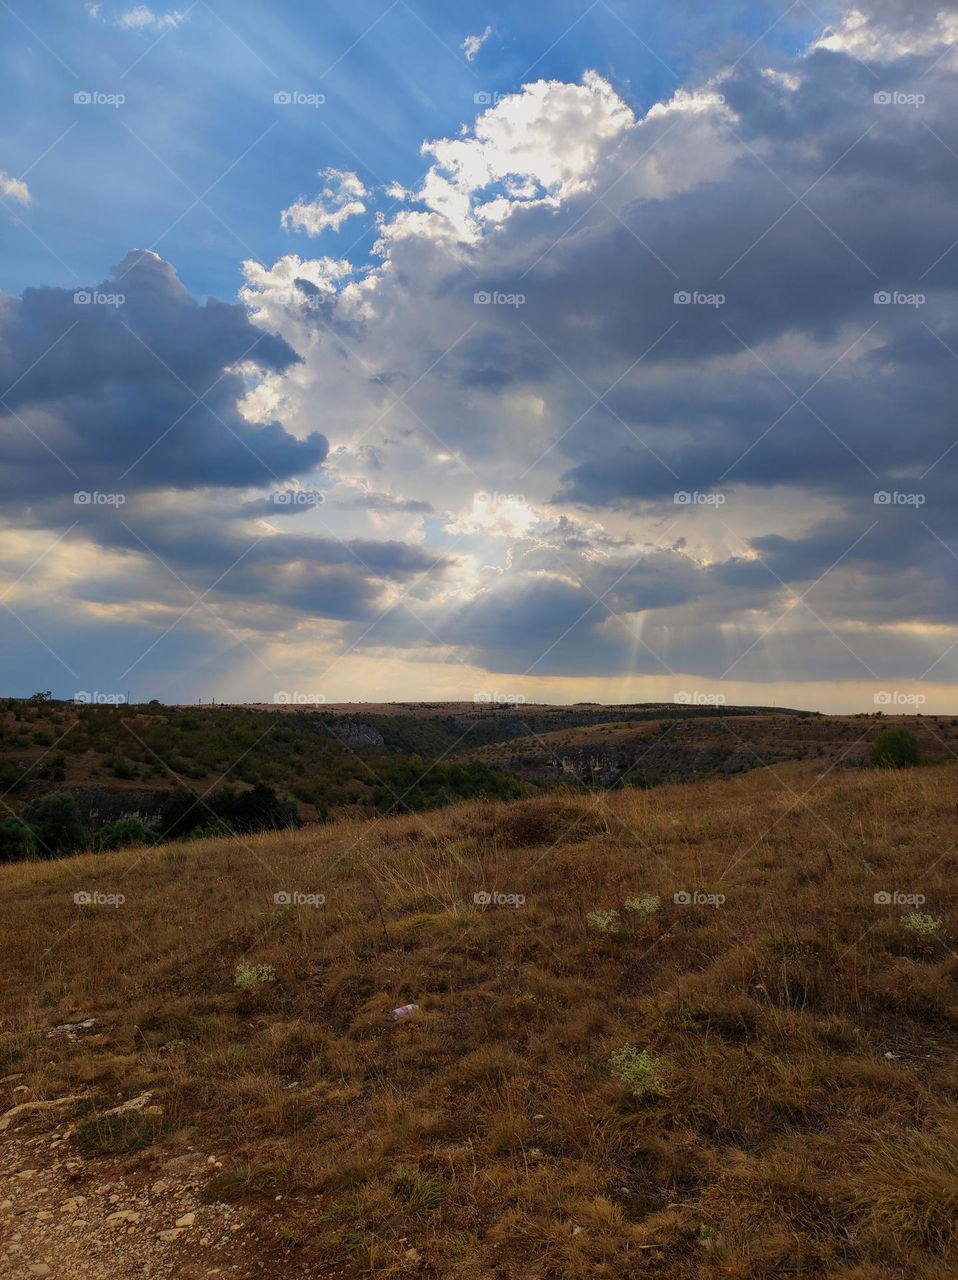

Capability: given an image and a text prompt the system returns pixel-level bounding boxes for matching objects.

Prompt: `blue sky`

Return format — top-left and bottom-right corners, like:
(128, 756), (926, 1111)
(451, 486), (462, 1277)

(3, 0), (958, 710)
(2, 0), (820, 299)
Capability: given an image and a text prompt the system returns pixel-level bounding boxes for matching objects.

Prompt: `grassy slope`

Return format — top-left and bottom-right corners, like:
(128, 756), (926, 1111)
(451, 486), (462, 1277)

(2, 762), (958, 1278)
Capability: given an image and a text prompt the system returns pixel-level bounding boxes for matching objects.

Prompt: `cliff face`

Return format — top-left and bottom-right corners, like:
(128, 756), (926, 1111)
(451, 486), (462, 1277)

(483, 725), (829, 788)
(320, 720), (386, 748)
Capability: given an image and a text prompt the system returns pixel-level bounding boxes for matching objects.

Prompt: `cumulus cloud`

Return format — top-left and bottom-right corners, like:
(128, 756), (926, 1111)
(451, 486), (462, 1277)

(0, 249), (325, 502)
(233, 2), (958, 691)
(0, 169), (29, 205)
(8, 0), (958, 700)
(461, 25), (492, 62)
(281, 169), (368, 237)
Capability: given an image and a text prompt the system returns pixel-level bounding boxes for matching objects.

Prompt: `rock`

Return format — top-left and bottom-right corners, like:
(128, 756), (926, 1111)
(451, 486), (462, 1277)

(105, 1210), (141, 1225)
(44, 1019), (97, 1041)
(175, 1213), (196, 1228)
(17, 1169), (39, 1180)
(28, 1265), (51, 1276)
(103, 1091), (153, 1117)
(158, 1229), (184, 1242)
(151, 1179), (170, 1195)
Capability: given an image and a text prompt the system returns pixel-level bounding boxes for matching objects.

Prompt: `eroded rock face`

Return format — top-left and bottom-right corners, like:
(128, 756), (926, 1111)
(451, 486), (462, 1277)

(320, 721), (386, 748)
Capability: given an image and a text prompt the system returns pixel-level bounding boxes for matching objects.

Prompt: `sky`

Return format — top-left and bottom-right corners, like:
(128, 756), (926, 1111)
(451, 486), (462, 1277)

(2, 0), (958, 711)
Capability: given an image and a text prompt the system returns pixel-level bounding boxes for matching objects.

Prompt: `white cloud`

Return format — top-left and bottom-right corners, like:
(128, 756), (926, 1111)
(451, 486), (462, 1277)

(396, 71), (635, 241)
(461, 25), (492, 62)
(812, 5), (958, 60)
(281, 169), (369, 236)
(0, 170), (30, 205)
(116, 6), (185, 30)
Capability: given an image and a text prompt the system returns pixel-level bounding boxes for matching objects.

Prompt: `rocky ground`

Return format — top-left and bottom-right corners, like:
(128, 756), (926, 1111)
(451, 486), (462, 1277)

(1, 1083), (263, 1280)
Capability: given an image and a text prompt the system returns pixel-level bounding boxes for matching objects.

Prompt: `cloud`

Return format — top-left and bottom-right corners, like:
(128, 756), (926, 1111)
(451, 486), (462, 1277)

(0, 248), (325, 502)
(461, 25), (492, 62)
(115, 5), (185, 30)
(233, 4), (958, 691)
(0, 170), (29, 205)
(281, 169), (368, 237)
(8, 0), (958, 700)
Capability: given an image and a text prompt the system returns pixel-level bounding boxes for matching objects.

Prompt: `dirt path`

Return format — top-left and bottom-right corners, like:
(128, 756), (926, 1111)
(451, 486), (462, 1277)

(1, 1111), (263, 1279)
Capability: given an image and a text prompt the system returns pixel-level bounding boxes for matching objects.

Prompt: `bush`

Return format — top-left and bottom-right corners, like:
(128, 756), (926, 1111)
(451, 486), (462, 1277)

(0, 818), (36, 863)
(20, 792), (90, 857)
(871, 729), (920, 768)
(94, 817), (155, 851)
(156, 782), (301, 841)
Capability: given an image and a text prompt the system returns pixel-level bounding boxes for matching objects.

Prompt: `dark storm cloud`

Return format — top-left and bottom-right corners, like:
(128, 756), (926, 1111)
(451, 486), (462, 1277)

(0, 249), (327, 499)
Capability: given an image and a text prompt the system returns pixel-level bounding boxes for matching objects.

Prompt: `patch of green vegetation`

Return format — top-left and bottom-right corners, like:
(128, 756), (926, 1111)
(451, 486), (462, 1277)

(72, 1108), (161, 1157)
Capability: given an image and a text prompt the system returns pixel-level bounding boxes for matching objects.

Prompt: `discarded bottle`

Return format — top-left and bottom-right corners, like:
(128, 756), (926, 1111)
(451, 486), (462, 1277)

(391, 1003), (419, 1021)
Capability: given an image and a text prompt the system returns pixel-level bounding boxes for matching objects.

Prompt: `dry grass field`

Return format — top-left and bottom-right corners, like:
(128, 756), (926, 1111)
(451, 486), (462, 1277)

(2, 760), (958, 1278)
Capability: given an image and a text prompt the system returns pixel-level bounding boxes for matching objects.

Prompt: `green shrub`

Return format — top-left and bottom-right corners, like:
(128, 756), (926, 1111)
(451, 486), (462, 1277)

(871, 729), (920, 768)
(0, 818), (36, 863)
(20, 792), (89, 856)
(94, 817), (155, 851)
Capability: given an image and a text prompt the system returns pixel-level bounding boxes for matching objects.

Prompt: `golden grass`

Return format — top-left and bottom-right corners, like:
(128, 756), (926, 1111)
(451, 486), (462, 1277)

(2, 760), (958, 1277)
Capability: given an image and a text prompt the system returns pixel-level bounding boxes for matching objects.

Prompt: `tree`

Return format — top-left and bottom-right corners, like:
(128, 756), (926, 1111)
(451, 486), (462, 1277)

(29, 690), (53, 705)
(0, 818), (37, 863)
(871, 728), (920, 768)
(20, 792), (90, 856)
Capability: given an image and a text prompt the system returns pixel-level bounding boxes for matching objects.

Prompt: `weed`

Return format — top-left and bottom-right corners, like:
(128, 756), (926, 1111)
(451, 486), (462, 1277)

(234, 962), (277, 990)
(587, 908), (621, 934)
(608, 1045), (668, 1098)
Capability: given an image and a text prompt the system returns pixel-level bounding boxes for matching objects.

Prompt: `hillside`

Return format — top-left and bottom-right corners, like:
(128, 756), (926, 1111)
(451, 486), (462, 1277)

(6, 697), (949, 853)
(2, 761), (958, 1277)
